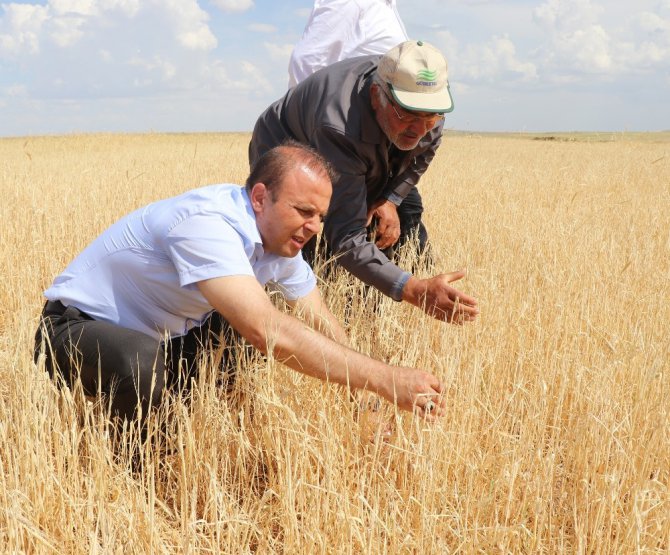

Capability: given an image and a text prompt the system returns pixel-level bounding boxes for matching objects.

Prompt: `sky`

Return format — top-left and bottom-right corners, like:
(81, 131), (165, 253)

(0, 0), (668, 137)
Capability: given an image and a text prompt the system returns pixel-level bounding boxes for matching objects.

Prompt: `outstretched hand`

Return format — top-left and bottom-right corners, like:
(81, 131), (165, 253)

(402, 270), (479, 324)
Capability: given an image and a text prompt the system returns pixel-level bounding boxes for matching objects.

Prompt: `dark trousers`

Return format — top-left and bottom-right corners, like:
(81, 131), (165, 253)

(34, 300), (239, 424)
(303, 186), (429, 267)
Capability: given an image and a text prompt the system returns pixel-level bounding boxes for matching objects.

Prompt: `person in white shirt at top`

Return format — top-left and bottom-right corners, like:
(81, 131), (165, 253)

(288, 0), (408, 87)
(34, 142), (446, 433)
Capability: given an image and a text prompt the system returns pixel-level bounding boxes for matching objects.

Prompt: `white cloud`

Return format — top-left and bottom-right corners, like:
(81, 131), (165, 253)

(97, 0), (141, 18)
(177, 26), (217, 51)
(637, 11), (670, 33)
(0, 0), (228, 99)
(49, 0), (97, 17)
(446, 34), (537, 83)
(49, 12), (88, 47)
(210, 0), (254, 13)
(533, 0), (603, 30)
(2, 0), (669, 136)
(0, 4), (48, 57)
(531, 0), (670, 77)
(5, 83), (26, 96)
(263, 41), (294, 62)
(294, 8), (311, 19)
(1, 0), (217, 55)
(434, 29), (459, 62)
(165, 1), (217, 51)
(553, 25), (613, 73)
(128, 55), (177, 82)
(248, 23), (277, 34)
(200, 58), (271, 94)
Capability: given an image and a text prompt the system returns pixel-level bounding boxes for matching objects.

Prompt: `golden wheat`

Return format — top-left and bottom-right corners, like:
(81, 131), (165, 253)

(1, 132), (668, 553)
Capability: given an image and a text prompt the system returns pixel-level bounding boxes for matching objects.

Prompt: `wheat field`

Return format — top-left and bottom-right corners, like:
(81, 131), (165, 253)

(1, 131), (668, 553)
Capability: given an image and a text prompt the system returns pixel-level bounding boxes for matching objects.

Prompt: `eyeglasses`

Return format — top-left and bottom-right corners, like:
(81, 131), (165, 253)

(381, 86), (445, 125)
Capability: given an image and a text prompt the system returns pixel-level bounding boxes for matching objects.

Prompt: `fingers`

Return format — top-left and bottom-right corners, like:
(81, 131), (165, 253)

(440, 272), (478, 307)
(375, 232), (400, 249)
(366, 199), (387, 226)
(374, 220), (400, 249)
(417, 377), (446, 415)
(422, 275), (480, 324)
(365, 208), (374, 227)
(367, 201), (401, 249)
(454, 298), (480, 315)
(416, 392), (445, 419)
(425, 296), (479, 322)
(428, 375), (444, 394)
(442, 269), (466, 283)
(432, 306), (479, 325)
(389, 369), (447, 420)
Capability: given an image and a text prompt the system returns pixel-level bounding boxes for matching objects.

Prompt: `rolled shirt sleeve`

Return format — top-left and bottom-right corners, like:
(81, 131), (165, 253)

(165, 214), (254, 286)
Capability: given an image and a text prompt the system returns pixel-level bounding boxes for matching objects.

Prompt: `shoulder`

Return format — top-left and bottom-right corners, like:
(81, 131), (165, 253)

(301, 58), (379, 125)
(163, 184), (258, 241)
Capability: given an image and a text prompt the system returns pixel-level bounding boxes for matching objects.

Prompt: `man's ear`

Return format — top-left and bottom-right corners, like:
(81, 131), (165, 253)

(249, 182), (268, 212)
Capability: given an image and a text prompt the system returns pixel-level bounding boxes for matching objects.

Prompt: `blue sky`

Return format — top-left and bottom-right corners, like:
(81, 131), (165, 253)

(1, 0), (668, 137)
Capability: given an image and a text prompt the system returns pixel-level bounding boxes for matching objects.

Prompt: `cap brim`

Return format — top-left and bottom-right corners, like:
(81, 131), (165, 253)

(391, 84), (454, 114)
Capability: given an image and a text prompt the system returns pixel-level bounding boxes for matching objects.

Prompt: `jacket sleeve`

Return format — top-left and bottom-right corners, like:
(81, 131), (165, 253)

(313, 126), (411, 300)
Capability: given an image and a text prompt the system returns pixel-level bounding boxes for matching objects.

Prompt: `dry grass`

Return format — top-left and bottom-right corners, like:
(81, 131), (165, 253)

(1, 131), (668, 553)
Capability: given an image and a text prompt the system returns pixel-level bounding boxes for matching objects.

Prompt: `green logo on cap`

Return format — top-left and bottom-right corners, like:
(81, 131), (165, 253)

(416, 69), (438, 82)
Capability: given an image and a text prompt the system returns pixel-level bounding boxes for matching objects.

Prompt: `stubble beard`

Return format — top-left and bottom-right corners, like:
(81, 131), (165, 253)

(376, 112), (422, 151)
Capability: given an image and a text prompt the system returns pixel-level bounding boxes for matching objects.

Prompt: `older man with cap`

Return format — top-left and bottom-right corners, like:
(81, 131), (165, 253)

(250, 40), (479, 324)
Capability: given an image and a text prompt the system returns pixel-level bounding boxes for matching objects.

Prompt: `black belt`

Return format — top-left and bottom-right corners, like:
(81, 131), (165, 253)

(44, 299), (67, 315)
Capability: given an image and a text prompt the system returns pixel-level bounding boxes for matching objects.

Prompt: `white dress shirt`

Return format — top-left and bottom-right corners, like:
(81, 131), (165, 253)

(45, 184), (316, 340)
(288, 0), (408, 87)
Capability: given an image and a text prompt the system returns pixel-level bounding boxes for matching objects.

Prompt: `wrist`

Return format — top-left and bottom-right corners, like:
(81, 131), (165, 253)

(385, 192), (404, 206)
(401, 276), (425, 306)
(390, 272), (411, 302)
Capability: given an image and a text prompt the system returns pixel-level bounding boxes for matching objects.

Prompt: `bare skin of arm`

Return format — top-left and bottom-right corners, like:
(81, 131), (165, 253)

(289, 286), (387, 414)
(197, 275), (445, 419)
(286, 286), (350, 345)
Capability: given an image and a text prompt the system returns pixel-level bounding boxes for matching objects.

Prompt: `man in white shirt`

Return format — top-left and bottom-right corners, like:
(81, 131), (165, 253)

(288, 0), (408, 87)
(35, 143), (445, 428)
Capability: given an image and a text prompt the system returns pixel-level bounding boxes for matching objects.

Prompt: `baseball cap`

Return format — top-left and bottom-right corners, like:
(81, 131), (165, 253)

(377, 40), (454, 113)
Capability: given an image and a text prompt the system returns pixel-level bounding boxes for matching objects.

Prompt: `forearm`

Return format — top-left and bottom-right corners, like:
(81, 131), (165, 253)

(297, 305), (350, 346)
(310, 310), (350, 346)
(289, 287), (350, 345)
(197, 276), (446, 415)
(263, 310), (389, 394)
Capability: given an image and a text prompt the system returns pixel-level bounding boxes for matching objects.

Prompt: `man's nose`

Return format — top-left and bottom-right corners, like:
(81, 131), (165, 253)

(304, 216), (321, 234)
(408, 119), (431, 135)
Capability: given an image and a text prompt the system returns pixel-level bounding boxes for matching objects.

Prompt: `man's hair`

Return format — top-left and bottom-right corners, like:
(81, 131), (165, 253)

(245, 140), (337, 199)
(371, 73), (390, 109)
